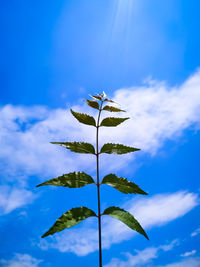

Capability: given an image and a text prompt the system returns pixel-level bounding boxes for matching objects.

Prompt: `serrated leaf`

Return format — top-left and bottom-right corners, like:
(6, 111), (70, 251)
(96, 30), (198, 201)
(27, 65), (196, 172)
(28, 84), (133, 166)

(86, 99), (99, 110)
(51, 142), (95, 154)
(100, 143), (140, 154)
(103, 105), (125, 112)
(42, 207), (96, 238)
(36, 172), (95, 188)
(104, 98), (115, 103)
(102, 174), (148, 194)
(70, 109), (96, 126)
(90, 94), (102, 101)
(103, 206), (149, 240)
(100, 117), (129, 127)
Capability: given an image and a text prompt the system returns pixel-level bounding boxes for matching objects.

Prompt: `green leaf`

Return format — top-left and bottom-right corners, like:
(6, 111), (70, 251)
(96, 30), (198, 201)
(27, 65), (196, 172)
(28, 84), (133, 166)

(103, 105), (125, 112)
(86, 99), (99, 110)
(100, 143), (140, 154)
(102, 174), (147, 195)
(42, 207), (96, 238)
(104, 98), (115, 103)
(103, 206), (149, 240)
(36, 172), (95, 188)
(100, 117), (129, 127)
(90, 94), (102, 101)
(51, 142), (95, 154)
(70, 109), (96, 126)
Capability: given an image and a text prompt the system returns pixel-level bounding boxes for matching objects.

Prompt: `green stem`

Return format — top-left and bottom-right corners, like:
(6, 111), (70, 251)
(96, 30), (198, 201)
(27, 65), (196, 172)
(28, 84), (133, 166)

(96, 101), (103, 267)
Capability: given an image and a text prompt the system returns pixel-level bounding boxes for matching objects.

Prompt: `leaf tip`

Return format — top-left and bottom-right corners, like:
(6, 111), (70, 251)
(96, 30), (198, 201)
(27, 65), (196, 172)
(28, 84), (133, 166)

(41, 232), (48, 238)
(144, 233), (149, 240)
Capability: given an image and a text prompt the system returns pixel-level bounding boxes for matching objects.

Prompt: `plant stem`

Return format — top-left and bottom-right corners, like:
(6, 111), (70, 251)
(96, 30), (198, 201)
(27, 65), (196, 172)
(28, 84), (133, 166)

(96, 101), (103, 267)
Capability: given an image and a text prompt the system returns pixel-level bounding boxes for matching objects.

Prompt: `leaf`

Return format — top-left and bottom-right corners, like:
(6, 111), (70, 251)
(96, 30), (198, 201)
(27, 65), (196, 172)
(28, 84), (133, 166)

(70, 109), (96, 126)
(36, 172), (95, 188)
(102, 174), (147, 194)
(103, 105), (125, 112)
(42, 207), (96, 238)
(90, 94), (102, 101)
(104, 98), (115, 103)
(51, 142), (95, 154)
(100, 117), (129, 127)
(103, 206), (149, 240)
(86, 99), (99, 110)
(100, 143), (140, 154)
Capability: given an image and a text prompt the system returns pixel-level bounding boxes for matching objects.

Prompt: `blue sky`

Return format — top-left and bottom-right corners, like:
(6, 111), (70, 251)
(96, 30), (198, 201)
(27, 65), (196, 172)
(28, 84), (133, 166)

(0, 1), (200, 266)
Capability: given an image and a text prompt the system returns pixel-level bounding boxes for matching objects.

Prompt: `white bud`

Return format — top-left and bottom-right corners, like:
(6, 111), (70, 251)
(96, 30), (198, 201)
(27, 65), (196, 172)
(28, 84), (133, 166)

(102, 91), (106, 97)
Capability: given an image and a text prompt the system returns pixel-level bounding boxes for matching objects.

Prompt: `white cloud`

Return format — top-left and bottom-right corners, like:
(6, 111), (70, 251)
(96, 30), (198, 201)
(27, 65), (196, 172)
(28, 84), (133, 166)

(127, 191), (199, 228)
(104, 239), (178, 267)
(191, 227), (200, 237)
(181, 250), (196, 257)
(0, 104), (98, 180)
(111, 69), (200, 154)
(100, 191), (198, 248)
(159, 257), (200, 267)
(104, 242), (200, 267)
(0, 186), (36, 215)
(39, 227), (99, 256)
(0, 72), (200, 225)
(0, 253), (42, 267)
(39, 191), (198, 256)
(1, 70), (200, 180)
(105, 247), (158, 267)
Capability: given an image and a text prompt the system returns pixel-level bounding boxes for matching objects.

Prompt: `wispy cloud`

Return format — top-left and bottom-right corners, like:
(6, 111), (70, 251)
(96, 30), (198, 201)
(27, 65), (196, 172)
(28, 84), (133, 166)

(39, 191), (198, 256)
(1, 70), (200, 181)
(105, 247), (158, 267)
(191, 227), (200, 237)
(104, 239), (178, 267)
(0, 186), (36, 215)
(180, 250), (196, 257)
(0, 253), (42, 267)
(159, 256), (200, 267)
(111, 69), (200, 154)
(104, 242), (200, 267)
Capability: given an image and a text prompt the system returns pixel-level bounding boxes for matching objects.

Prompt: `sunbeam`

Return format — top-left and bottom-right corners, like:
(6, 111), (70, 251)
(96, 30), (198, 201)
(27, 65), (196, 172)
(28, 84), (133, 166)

(111, 0), (134, 45)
